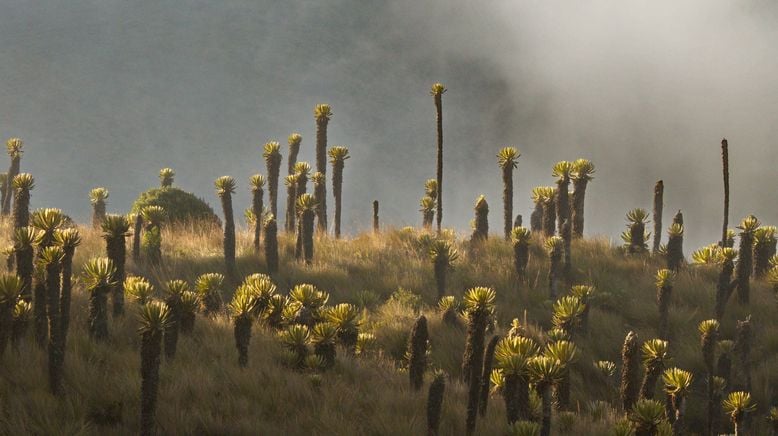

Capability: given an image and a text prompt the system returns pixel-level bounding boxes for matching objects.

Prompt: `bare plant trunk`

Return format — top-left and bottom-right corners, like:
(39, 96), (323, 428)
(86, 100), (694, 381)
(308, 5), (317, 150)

(653, 180), (664, 253)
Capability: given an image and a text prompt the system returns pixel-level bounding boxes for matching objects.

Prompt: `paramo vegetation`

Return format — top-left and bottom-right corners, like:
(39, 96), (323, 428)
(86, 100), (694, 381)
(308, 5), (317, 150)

(0, 90), (777, 436)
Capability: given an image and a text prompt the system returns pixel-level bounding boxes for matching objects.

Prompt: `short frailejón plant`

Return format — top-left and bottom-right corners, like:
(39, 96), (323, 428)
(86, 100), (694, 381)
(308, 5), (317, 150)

(0, 274), (23, 357)
(662, 367), (693, 434)
(54, 228), (81, 352)
(623, 208), (650, 254)
(249, 174), (265, 252)
(527, 355), (563, 436)
(263, 214), (279, 275)
(429, 239), (458, 299)
(734, 216), (759, 305)
(296, 193), (317, 265)
(427, 372), (446, 436)
(2, 137), (24, 215)
(329, 145), (350, 238)
(138, 301), (170, 436)
(545, 236), (564, 299)
(215, 176), (237, 279)
(699, 319), (720, 436)
(12, 173), (34, 230)
(13, 226), (40, 301)
(314, 104), (332, 231)
(494, 335), (539, 424)
(194, 272), (224, 316)
(722, 391), (756, 436)
(30, 208), (66, 347)
(82, 257), (116, 341)
(407, 314), (429, 391)
(715, 247), (737, 320)
(545, 339), (578, 410)
(478, 335), (500, 416)
(471, 195), (489, 242)
(102, 214), (131, 316)
(621, 331), (641, 412)
(39, 246), (65, 395)
(163, 280), (190, 360)
(159, 168), (174, 188)
(570, 159), (595, 238)
(263, 141), (282, 219)
(497, 147), (520, 240)
(284, 174), (298, 232)
(639, 339), (670, 400)
(140, 206), (166, 267)
(666, 223), (684, 271)
(511, 227), (531, 280)
(89, 187), (109, 229)
(655, 269), (675, 340)
(752, 225), (776, 278)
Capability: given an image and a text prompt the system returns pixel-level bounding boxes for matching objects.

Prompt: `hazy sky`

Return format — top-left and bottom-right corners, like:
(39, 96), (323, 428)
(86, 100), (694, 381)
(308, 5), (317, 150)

(1, 0), (777, 250)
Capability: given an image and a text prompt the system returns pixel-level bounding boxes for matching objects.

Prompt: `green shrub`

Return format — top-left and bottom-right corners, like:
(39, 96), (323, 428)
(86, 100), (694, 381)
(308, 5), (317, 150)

(131, 187), (219, 225)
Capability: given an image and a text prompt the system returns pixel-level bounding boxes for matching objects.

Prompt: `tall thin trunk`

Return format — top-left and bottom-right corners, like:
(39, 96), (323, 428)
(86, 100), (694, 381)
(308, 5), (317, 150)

(92, 201), (106, 229)
(285, 176), (297, 232)
(132, 214), (143, 263)
(434, 93), (443, 234)
(640, 363), (663, 400)
(265, 152), (281, 219)
(315, 118), (329, 232)
(2, 156), (20, 215)
(333, 160), (344, 238)
(88, 285), (110, 341)
(302, 209), (315, 265)
(15, 244), (34, 301)
(734, 318), (752, 391)
(478, 335), (499, 416)
(106, 236), (126, 317)
(234, 315), (251, 367)
(542, 197), (556, 237)
(140, 329), (162, 436)
(621, 331), (641, 412)
(59, 246), (75, 353)
(571, 179), (588, 237)
(45, 259), (63, 395)
(12, 186), (30, 230)
(735, 230), (754, 305)
(373, 201), (379, 233)
(540, 384), (553, 436)
(263, 217), (279, 275)
(653, 180), (664, 253)
(251, 188), (263, 252)
(502, 166), (513, 240)
(556, 177), (570, 236)
(657, 284), (672, 340)
(0, 301), (12, 357)
(531, 202), (543, 233)
(463, 310), (487, 435)
(163, 294), (180, 360)
(408, 315), (429, 391)
(721, 139), (730, 247)
(426, 374), (446, 436)
(220, 192), (236, 279)
(503, 374), (520, 424)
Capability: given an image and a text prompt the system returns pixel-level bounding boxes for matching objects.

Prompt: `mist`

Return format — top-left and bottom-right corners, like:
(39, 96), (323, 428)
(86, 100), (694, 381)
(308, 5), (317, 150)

(1, 0), (777, 250)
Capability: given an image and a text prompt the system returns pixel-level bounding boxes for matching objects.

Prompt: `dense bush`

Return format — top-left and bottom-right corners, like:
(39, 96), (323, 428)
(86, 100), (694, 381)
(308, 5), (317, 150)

(131, 187), (220, 226)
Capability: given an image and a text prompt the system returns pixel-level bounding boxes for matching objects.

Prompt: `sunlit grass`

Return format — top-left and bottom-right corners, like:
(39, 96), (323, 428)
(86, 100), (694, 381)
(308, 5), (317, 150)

(0, 219), (776, 434)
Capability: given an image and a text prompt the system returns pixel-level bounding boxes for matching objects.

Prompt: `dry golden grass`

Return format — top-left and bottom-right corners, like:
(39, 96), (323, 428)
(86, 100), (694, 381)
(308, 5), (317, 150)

(0, 219), (776, 434)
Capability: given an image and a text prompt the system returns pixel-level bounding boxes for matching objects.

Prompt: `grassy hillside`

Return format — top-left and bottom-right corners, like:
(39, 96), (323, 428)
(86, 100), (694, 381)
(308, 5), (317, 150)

(0, 220), (776, 435)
